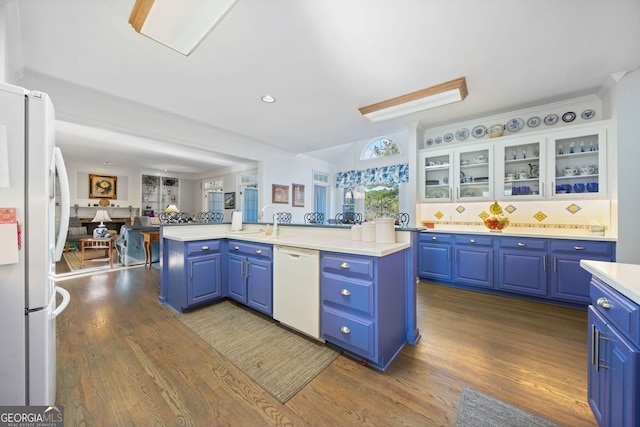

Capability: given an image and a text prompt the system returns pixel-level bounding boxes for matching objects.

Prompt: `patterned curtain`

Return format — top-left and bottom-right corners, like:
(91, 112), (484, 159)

(335, 163), (409, 188)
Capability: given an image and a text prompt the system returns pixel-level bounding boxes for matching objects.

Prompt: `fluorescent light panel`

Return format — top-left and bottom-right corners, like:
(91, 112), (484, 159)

(359, 77), (468, 122)
(129, 0), (239, 56)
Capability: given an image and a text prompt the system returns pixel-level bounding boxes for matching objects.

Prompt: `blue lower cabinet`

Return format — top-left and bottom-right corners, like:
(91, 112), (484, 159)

(418, 233), (452, 281)
(227, 240), (273, 316)
(454, 235), (494, 288)
(165, 239), (222, 312)
(551, 241), (615, 304)
(497, 238), (548, 296)
(321, 250), (407, 371)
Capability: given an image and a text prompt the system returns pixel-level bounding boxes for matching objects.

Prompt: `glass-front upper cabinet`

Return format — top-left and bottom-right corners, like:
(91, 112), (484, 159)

(418, 149), (452, 202)
(548, 125), (606, 198)
(455, 145), (493, 201)
(495, 137), (546, 199)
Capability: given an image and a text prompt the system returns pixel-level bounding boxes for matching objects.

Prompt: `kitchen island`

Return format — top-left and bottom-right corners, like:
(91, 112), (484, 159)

(159, 222), (418, 371)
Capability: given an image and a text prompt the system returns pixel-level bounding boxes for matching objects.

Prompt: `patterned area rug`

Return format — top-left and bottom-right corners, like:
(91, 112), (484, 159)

(455, 387), (561, 427)
(177, 300), (339, 403)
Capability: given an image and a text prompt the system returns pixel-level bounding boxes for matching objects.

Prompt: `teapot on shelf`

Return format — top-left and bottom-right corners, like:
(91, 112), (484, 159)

(528, 163), (539, 178)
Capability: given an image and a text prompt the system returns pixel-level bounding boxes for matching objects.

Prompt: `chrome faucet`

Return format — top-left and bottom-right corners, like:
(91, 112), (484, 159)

(259, 204), (278, 236)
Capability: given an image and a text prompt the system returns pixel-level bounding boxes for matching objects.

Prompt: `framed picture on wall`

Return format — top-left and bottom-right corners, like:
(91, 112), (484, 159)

(272, 184), (289, 204)
(224, 192), (236, 209)
(292, 183), (305, 207)
(89, 174), (117, 199)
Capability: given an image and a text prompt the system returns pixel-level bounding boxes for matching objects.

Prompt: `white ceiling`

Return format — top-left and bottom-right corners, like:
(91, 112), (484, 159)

(9, 0), (640, 176)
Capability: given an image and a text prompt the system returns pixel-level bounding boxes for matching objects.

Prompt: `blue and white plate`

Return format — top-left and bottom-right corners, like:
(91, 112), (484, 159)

(434, 136), (443, 144)
(472, 125), (487, 139)
(527, 116), (541, 128)
(425, 138), (434, 146)
(443, 133), (454, 143)
(581, 109), (596, 120)
(544, 113), (559, 125)
(506, 117), (524, 132)
(456, 128), (470, 141)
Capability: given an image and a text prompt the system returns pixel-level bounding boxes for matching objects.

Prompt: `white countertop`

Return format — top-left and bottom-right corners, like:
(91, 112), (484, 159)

(161, 225), (410, 257)
(419, 225), (616, 241)
(580, 260), (640, 305)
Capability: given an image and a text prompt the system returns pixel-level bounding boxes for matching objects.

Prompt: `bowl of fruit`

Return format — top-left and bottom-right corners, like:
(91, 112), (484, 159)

(484, 201), (510, 232)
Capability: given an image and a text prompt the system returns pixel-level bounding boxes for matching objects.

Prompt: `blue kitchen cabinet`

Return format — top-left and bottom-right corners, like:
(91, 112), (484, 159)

(551, 240), (615, 304)
(588, 277), (639, 427)
(321, 250), (407, 371)
(417, 232), (452, 281)
(165, 239), (222, 313)
(227, 240), (273, 316)
(497, 237), (548, 296)
(453, 235), (494, 288)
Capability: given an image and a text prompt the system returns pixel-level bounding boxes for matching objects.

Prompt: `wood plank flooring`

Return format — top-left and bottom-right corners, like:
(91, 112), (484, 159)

(54, 267), (597, 426)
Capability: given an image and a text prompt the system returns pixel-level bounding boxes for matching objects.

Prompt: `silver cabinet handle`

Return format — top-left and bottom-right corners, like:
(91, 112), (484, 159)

(234, 246), (240, 250)
(432, 236), (438, 240)
(201, 245), (209, 251)
(594, 327), (600, 372)
(339, 262), (350, 269)
(517, 242), (526, 247)
(597, 297), (611, 309)
(189, 261), (193, 278)
(447, 247), (450, 260)
(255, 249), (262, 254)
(245, 260), (250, 278)
(469, 239), (477, 243)
(591, 324), (597, 366)
(340, 326), (351, 334)
(574, 246), (585, 250)
(340, 289), (351, 296)
(543, 255), (547, 272)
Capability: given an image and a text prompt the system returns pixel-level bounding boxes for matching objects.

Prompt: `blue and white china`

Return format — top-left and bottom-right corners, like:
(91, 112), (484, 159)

(544, 113), (559, 125)
(443, 133), (454, 143)
(562, 111), (576, 123)
(506, 117), (524, 132)
(434, 136), (443, 144)
(471, 125), (487, 138)
(527, 116), (541, 128)
(455, 128), (470, 141)
(425, 138), (434, 146)
(581, 109), (596, 120)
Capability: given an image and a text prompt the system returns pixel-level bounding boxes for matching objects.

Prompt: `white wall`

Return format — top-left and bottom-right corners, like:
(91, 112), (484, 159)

(615, 69), (640, 263)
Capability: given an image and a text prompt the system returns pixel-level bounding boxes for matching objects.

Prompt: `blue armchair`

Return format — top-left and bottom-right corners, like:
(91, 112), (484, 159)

(116, 222), (159, 266)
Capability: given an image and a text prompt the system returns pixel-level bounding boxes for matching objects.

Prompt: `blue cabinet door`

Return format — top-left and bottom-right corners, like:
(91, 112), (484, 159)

(498, 249), (547, 296)
(247, 258), (273, 316)
(228, 253), (246, 303)
(418, 243), (451, 281)
(588, 306), (607, 426)
(187, 253), (221, 305)
(453, 236), (494, 288)
(552, 254), (611, 303)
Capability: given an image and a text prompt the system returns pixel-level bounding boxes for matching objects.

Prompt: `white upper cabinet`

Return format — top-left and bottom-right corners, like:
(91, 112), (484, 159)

(418, 122), (609, 202)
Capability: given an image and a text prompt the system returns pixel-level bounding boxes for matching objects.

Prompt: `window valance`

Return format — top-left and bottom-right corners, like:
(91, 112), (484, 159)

(336, 163), (409, 188)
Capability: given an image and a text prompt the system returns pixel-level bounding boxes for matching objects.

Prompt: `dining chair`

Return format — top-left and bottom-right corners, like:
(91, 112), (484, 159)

(197, 211), (224, 223)
(276, 212), (292, 224)
(304, 212), (324, 224)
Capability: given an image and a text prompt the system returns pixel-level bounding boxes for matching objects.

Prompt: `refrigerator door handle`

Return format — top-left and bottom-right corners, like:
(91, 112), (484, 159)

(51, 287), (70, 319)
(53, 147), (70, 261)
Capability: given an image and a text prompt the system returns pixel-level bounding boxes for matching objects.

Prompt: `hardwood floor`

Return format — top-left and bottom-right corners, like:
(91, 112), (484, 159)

(54, 268), (597, 426)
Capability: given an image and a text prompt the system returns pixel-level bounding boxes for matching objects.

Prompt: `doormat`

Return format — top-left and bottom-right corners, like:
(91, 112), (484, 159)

(455, 387), (561, 427)
(177, 300), (339, 403)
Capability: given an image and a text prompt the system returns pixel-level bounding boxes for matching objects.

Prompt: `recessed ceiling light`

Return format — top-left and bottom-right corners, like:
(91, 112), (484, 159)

(103, 161), (112, 165)
(261, 95), (276, 103)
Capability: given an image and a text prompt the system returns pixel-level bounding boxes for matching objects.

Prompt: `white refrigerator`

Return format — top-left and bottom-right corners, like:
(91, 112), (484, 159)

(0, 82), (71, 406)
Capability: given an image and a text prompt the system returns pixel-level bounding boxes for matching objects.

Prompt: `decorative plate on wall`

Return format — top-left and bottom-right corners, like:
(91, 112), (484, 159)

(562, 111), (576, 123)
(434, 136), (443, 144)
(544, 113), (559, 125)
(472, 125), (487, 138)
(527, 116), (541, 128)
(456, 128), (470, 141)
(443, 133), (454, 143)
(506, 117), (524, 132)
(425, 138), (434, 146)
(581, 109), (596, 120)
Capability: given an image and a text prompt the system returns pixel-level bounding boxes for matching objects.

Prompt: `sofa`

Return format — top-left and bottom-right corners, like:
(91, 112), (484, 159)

(115, 216), (159, 266)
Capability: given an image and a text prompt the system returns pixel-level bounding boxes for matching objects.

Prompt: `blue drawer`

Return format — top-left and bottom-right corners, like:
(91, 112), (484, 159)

(455, 235), (494, 247)
(228, 240), (272, 259)
(186, 239), (220, 256)
(499, 237), (547, 251)
(321, 253), (374, 279)
(419, 232), (452, 244)
(322, 275), (374, 316)
(551, 240), (613, 256)
(591, 277), (639, 344)
(322, 307), (374, 359)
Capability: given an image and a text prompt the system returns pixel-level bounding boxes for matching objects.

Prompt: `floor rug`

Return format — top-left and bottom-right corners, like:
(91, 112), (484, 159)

(177, 300), (339, 403)
(455, 387), (561, 427)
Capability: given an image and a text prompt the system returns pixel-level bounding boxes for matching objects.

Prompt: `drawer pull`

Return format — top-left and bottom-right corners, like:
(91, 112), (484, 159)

(234, 246), (240, 250)
(574, 246), (585, 250)
(255, 249), (262, 254)
(201, 245), (209, 251)
(340, 289), (351, 296)
(340, 326), (351, 334)
(596, 297), (611, 309)
(339, 262), (350, 269)
(517, 242), (526, 247)
(431, 237), (438, 241)
(469, 239), (477, 243)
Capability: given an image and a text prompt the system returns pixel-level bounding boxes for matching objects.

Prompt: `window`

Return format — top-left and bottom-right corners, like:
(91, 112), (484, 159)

(364, 184), (399, 219)
(361, 137), (400, 160)
(313, 170), (329, 218)
(202, 178), (223, 213)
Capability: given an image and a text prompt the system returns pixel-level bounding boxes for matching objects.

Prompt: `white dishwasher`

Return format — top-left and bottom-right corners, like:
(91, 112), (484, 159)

(273, 245), (321, 340)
